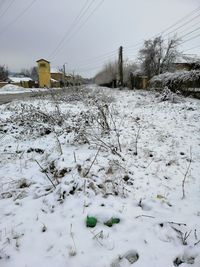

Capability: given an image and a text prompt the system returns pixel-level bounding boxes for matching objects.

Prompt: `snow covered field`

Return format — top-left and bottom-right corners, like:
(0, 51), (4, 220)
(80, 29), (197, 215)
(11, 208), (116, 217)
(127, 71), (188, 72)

(0, 84), (64, 95)
(0, 86), (200, 267)
(0, 84), (48, 94)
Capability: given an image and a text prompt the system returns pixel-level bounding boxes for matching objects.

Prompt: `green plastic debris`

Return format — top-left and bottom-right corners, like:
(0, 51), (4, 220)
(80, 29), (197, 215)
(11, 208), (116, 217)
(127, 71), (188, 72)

(104, 218), (113, 227)
(86, 216), (97, 228)
(104, 217), (120, 227)
(156, 194), (166, 200)
(112, 218), (120, 224)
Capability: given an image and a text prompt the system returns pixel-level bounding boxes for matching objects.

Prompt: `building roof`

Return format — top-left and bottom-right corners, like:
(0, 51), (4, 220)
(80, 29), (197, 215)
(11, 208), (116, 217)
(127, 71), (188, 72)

(51, 78), (59, 82)
(36, 58), (50, 63)
(51, 67), (62, 74)
(8, 76), (32, 83)
(175, 54), (200, 64)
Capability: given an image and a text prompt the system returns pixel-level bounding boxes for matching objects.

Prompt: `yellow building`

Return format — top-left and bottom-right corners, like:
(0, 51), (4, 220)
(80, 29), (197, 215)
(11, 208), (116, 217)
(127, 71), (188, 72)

(36, 59), (51, 88)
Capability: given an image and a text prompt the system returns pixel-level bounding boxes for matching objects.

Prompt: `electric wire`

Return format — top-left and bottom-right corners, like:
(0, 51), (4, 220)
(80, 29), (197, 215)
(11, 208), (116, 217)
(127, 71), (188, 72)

(160, 5), (200, 35)
(180, 32), (200, 45)
(0, 0), (15, 20)
(74, 4), (200, 68)
(163, 12), (200, 38)
(0, 0), (37, 34)
(49, 0), (96, 58)
(182, 44), (200, 52)
(51, 0), (105, 59)
(0, 0), (6, 11)
(179, 26), (200, 39)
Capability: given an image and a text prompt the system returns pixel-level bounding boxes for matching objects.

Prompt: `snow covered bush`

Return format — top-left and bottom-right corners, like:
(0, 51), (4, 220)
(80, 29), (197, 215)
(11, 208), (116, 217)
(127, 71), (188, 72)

(150, 70), (200, 92)
(159, 86), (183, 103)
(4, 102), (65, 138)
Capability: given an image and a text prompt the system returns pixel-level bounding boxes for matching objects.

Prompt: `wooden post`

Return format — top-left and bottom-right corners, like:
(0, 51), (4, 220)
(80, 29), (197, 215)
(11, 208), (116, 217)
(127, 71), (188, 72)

(118, 46), (124, 87)
(63, 64), (66, 88)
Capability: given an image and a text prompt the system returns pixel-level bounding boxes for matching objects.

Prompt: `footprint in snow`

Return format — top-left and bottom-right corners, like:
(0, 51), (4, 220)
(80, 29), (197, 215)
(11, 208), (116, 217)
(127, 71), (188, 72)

(111, 250), (139, 267)
(173, 254), (196, 266)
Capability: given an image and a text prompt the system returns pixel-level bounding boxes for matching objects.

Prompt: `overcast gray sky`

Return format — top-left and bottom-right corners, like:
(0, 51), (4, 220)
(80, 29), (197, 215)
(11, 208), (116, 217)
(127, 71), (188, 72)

(0, 0), (199, 77)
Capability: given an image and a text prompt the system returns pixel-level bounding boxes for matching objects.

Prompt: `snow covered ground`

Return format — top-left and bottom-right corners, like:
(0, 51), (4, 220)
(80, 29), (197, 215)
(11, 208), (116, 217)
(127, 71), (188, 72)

(0, 86), (200, 267)
(0, 84), (49, 94)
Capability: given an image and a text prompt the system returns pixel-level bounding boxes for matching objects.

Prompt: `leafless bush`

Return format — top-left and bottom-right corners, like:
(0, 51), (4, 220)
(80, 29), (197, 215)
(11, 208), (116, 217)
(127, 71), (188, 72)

(172, 226), (192, 246)
(5, 103), (67, 138)
(72, 102), (123, 157)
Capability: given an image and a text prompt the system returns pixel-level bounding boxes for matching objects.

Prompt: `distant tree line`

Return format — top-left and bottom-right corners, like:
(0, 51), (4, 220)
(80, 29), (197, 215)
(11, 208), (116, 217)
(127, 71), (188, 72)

(94, 35), (181, 86)
(94, 60), (139, 87)
(20, 66), (38, 81)
(0, 65), (8, 81)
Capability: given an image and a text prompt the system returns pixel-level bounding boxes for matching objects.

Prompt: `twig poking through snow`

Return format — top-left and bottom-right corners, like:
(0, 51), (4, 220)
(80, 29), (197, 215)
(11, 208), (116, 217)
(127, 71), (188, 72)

(35, 160), (56, 189)
(89, 230), (103, 246)
(54, 132), (63, 155)
(134, 126), (141, 156)
(194, 240), (200, 246)
(135, 214), (155, 219)
(73, 151), (77, 163)
(171, 227), (192, 245)
(83, 147), (101, 177)
(69, 224), (77, 256)
(167, 221), (187, 226)
(182, 147), (192, 199)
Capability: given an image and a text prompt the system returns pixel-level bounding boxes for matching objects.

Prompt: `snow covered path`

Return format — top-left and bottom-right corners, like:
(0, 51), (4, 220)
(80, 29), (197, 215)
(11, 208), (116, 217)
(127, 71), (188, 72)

(0, 86), (200, 267)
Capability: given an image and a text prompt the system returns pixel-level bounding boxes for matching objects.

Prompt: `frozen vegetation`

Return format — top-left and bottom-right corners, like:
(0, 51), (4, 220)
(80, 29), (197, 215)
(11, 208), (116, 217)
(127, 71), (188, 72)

(0, 85), (200, 267)
(150, 70), (200, 91)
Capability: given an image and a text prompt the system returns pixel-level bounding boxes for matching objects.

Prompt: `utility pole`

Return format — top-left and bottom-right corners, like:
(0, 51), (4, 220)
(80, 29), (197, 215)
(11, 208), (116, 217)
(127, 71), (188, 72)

(73, 70), (75, 87)
(118, 46), (124, 87)
(63, 64), (66, 88)
(63, 62), (67, 88)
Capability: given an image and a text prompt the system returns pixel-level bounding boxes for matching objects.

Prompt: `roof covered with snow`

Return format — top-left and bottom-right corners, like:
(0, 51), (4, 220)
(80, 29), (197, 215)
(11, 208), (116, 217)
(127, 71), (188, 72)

(8, 76), (32, 82)
(51, 67), (62, 74)
(175, 54), (200, 64)
(51, 78), (59, 82)
(36, 58), (50, 63)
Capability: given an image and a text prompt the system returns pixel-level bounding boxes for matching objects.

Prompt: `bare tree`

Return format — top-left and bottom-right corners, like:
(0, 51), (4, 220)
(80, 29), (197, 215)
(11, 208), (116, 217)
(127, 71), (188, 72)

(94, 61), (118, 87)
(20, 68), (31, 77)
(30, 66), (38, 81)
(0, 65), (8, 81)
(139, 36), (180, 79)
(123, 61), (139, 84)
(20, 66), (38, 81)
(94, 60), (139, 87)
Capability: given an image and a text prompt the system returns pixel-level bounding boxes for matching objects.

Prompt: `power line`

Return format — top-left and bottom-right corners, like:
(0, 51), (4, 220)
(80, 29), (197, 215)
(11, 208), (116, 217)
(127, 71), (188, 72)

(82, 6), (200, 73)
(0, 0), (37, 34)
(55, 4), (200, 75)
(178, 19), (200, 36)
(51, 0), (105, 59)
(0, 0), (6, 11)
(118, 5), (200, 52)
(70, 54), (117, 70)
(68, 64), (107, 72)
(180, 26), (200, 39)
(70, 52), (137, 73)
(163, 12), (200, 38)
(0, 0), (16, 20)
(73, 25), (198, 73)
(160, 5), (200, 35)
(69, 0), (91, 27)
(70, 50), (117, 66)
(180, 32), (200, 45)
(49, 0), (96, 58)
(182, 44), (200, 52)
